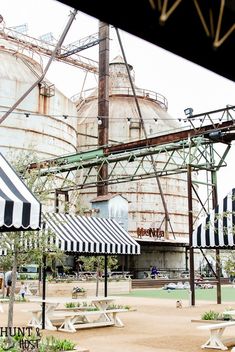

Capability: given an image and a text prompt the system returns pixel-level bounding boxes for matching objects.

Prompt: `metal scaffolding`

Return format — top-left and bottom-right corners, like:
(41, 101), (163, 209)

(28, 106), (235, 194)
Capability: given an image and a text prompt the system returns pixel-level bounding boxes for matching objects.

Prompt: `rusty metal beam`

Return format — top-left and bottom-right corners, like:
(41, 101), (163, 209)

(97, 22), (109, 196)
(105, 106), (235, 154)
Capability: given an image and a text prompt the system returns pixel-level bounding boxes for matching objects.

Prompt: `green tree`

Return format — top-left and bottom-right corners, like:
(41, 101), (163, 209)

(0, 151), (67, 329)
(224, 255), (235, 279)
(79, 255), (118, 296)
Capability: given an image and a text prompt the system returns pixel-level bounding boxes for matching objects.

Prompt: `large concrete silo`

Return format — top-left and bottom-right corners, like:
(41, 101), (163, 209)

(0, 39), (78, 212)
(0, 39), (77, 160)
(75, 56), (197, 243)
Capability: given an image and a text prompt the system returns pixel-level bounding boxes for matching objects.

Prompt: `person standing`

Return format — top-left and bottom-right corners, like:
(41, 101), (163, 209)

(19, 281), (27, 299)
(150, 266), (159, 279)
(5, 271), (13, 297)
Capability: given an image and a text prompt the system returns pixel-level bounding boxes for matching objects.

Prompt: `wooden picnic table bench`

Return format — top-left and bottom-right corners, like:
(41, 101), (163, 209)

(55, 307), (87, 312)
(26, 307), (57, 331)
(197, 321), (235, 350)
(27, 296), (122, 331)
(53, 308), (129, 333)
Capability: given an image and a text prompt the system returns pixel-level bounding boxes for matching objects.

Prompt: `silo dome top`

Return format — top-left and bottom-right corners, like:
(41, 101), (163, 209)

(73, 55), (168, 111)
(0, 38), (43, 82)
(109, 55), (133, 70)
(109, 55), (135, 89)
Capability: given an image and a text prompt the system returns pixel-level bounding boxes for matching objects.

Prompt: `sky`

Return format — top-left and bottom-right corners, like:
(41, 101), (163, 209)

(1, 0), (235, 201)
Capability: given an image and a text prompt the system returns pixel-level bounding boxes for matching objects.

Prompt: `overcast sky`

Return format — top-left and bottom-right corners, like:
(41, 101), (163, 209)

(1, 0), (235, 201)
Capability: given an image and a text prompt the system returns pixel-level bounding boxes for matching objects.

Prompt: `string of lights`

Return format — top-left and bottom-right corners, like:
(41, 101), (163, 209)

(0, 108), (234, 123)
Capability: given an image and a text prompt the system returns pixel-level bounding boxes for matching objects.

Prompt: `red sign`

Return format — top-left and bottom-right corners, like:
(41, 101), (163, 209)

(137, 227), (164, 239)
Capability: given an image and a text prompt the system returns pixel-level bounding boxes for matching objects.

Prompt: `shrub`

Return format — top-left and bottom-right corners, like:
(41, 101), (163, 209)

(201, 309), (233, 321)
(0, 336), (76, 351)
(40, 336), (76, 351)
(201, 310), (220, 320)
(72, 287), (86, 293)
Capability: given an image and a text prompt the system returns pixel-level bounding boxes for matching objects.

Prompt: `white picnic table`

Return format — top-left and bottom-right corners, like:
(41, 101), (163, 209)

(27, 296), (126, 332)
(0, 299), (9, 313)
(197, 310), (235, 350)
(54, 307), (128, 332)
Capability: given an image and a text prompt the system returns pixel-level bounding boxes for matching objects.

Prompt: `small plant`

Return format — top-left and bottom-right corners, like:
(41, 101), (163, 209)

(124, 305), (131, 310)
(65, 302), (76, 308)
(107, 304), (130, 310)
(0, 337), (19, 352)
(201, 309), (233, 321)
(0, 332), (78, 351)
(201, 310), (220, 320)
(72, 287), (86, 293)
(80, 302), (98, 311)
(223, 313), (232, 321)
(222, 307), (233, 321)
(85, 306), (99, 311)
(72, 286), (86, 298)
(39, 336), (76, 351)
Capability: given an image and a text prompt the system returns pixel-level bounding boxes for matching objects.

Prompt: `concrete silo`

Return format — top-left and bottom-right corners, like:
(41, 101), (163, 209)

(75, 56), (198, 276)
(0, 39), (77, 159)
(0, 38), (78, 212)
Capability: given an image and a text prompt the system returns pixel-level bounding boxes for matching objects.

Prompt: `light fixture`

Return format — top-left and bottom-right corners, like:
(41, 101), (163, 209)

(24, 113), (30, 118)
(97, 116), (102, 125)
(63, 114), (68, 119)
(184, 108), (194, 118)
(127, 117), (131, 124)
(154, 118), (158, 123)
(208, 131), (222, 140)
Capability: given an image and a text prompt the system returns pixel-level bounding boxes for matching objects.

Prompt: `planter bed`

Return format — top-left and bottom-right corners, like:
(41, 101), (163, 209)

(191, 319), (235, 323)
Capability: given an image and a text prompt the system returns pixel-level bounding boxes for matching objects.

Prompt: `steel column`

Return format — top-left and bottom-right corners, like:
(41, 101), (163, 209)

(211, 169), (222, 304)
(188, 165), (195, 306)
(97, 21), (109, 196)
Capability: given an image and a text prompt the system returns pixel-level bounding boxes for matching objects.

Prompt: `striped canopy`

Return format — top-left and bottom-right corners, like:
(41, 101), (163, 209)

(0, 153), (41, 232)
(43, 212), (140, 255)
(192, 188), (235, 248)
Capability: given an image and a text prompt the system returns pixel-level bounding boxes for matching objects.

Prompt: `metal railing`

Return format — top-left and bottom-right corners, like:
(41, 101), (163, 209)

(71, 87), (168, 110)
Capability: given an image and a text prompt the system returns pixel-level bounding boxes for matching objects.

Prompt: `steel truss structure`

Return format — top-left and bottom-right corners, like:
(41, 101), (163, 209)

(0, 24), (98, 73)
(29, 106), (235, 195)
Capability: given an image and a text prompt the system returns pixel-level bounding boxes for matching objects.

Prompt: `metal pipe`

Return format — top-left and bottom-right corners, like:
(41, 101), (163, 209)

(42, 253), (47, 330)
(211, 169), (221, 304)
(104, 254), (108, 297)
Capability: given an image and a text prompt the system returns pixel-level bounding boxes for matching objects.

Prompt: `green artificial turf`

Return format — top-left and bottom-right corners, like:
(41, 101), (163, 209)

(124, 286), (235, 302)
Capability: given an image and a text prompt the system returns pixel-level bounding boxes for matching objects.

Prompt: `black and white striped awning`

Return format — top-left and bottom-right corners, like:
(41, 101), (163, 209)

(192, 188), (235, 248)
(43, 212), (140, 255)
(0, 153), (41, 232)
